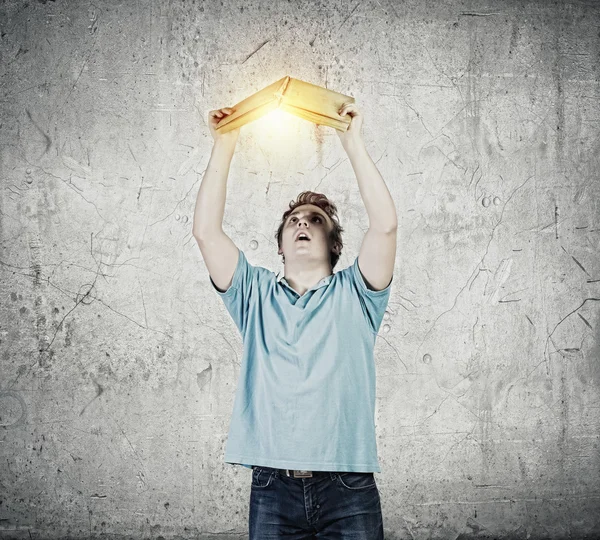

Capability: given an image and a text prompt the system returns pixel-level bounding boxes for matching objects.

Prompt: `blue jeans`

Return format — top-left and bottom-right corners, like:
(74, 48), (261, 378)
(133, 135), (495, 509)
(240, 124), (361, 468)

(249, 466), (384, 539)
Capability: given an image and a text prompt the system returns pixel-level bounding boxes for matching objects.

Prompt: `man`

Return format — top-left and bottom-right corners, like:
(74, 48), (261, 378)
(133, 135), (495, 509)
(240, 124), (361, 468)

(193, 101), (397, 539)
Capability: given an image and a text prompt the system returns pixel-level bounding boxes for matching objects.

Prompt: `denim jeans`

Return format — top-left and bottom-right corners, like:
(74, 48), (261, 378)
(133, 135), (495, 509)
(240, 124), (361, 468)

(249, 466), (384, 539)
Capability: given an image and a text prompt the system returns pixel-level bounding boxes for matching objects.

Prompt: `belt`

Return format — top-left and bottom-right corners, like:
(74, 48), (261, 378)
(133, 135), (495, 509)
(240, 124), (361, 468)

(252, 466), (329, 478)
(283, 469), (318, 478)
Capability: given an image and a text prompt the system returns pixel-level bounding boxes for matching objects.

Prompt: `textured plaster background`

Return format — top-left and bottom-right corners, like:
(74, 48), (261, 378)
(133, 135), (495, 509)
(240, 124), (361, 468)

(1, 0), (600, 538)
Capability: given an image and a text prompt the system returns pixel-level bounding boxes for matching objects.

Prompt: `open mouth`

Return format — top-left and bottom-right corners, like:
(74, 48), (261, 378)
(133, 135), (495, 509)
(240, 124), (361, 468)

(295, 233), (311, 242)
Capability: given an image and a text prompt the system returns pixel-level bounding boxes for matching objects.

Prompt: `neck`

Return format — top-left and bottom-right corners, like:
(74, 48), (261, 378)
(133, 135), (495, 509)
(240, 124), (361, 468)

(283, 260), (332, 296)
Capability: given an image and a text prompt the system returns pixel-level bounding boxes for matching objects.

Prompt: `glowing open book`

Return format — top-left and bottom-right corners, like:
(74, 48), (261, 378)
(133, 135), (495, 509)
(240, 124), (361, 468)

(215, 76), (355, 133)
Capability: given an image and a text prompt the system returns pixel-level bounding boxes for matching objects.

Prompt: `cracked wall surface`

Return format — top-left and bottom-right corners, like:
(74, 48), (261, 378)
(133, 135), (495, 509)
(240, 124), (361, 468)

(1, 0), (599, 538)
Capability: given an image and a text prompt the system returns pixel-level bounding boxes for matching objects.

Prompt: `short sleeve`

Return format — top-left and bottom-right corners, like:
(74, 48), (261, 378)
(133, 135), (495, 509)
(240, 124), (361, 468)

(348, 256), (393, 334)
(209, 249), (256, 336)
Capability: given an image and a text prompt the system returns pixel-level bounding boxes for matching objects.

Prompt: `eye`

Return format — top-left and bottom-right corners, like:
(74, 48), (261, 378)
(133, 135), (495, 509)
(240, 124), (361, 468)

(313, 216), (322, 223)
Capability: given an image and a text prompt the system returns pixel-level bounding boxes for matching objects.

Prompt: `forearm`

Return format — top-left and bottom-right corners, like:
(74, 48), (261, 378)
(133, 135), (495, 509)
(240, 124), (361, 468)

(343, 138), (398, 232)
(192, 139), (237, 236)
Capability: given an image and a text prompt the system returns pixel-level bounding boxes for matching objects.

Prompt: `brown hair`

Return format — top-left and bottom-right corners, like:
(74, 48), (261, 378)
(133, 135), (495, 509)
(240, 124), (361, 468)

(275, 191), (344, 270)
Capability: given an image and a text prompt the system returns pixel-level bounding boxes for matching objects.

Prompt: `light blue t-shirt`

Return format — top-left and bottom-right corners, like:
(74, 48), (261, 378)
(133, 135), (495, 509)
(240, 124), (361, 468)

(210, 249), (392, 472)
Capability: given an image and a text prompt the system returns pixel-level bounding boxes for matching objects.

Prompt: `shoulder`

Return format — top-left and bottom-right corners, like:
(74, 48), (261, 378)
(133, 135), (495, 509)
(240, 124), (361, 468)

(334, 256), (392, 296)
(240, 250), (277, 284)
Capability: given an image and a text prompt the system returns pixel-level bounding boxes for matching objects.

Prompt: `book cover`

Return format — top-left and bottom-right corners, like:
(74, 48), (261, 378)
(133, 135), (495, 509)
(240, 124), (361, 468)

(215, 76), (355, 133)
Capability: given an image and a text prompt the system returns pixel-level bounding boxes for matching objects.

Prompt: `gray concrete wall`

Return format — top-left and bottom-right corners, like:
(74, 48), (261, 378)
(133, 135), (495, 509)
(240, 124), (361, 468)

(1, 0), (599, 538)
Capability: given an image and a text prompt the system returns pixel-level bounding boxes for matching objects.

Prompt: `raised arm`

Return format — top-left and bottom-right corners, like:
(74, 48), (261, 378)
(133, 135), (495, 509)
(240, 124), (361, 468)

(337, 102), (397, 291)
(193, 108), (242, 293)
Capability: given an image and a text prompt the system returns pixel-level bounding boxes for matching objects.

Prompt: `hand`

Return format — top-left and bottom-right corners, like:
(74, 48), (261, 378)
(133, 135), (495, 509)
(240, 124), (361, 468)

(208, 107), (240, 145)
(336, 102), (363, 148)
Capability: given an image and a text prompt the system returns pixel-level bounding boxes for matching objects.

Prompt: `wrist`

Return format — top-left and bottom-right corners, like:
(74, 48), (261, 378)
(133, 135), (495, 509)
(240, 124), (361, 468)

(342, 135), (365, 152)
(213, 136), (238, 152)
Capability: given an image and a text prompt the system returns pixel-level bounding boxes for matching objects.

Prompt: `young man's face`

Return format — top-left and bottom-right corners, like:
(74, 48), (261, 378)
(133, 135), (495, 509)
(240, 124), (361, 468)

(278, 204), (337, 267)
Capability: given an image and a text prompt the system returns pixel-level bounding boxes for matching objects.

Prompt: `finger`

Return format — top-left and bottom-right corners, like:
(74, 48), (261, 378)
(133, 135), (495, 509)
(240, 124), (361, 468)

(339, 104), (357, 115)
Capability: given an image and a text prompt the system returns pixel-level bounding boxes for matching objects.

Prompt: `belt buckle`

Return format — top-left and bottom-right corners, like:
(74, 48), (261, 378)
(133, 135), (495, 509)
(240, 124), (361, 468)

(293, 470), (313, 478)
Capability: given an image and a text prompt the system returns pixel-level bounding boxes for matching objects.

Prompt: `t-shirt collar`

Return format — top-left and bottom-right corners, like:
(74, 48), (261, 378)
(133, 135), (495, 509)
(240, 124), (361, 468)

(277, 273), (333, 291)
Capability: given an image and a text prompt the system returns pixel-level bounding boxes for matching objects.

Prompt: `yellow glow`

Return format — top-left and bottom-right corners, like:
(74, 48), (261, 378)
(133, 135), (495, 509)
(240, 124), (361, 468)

(252, 107), (308, 154)
(260, 108), (290, 132)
